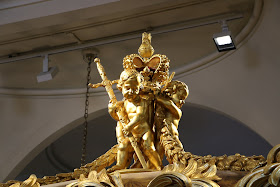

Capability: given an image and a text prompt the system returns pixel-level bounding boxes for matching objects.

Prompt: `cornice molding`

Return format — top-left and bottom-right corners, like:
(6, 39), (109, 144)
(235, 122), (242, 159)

(0, 0), (211, 46)
(0, 87), (121, 98)
(0, 0), (51, 11)
(0, 0), (118, 26)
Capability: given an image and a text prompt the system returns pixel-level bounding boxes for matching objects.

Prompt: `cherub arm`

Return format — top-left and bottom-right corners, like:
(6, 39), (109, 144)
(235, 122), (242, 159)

(108, 100), (124, 121)
(156, 96), (182, 119)
(123, 102), (145, 133)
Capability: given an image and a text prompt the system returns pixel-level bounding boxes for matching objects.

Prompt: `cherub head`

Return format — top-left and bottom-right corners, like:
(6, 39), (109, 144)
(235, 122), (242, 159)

(117, 69), (144, 100)
(162, 80), (189, 108)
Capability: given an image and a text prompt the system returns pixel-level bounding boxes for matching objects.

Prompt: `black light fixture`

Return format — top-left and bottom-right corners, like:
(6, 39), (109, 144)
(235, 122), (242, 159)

(213, 20), (236, 52)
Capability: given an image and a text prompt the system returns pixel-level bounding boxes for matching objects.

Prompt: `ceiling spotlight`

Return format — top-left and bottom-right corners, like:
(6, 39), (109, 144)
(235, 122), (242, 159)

(37, 54), (58, 83)
(213, 20), (236, 52)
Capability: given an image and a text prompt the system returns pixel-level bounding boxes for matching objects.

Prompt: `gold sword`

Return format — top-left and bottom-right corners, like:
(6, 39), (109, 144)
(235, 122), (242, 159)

(89, 58), (148, 169)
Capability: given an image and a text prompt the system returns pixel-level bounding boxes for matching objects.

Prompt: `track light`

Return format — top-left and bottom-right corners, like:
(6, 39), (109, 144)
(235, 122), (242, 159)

(37, 54), (58, 83)
(213, 20), (236, 52)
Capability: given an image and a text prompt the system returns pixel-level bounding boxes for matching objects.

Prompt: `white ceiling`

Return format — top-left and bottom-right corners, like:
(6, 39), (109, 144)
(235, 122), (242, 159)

(0, 0), (254, 89)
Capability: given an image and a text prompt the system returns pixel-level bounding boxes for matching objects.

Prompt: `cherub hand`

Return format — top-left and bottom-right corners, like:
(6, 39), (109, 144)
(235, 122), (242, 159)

(108, 100), (116, 110)
(122, 126), (131, 136)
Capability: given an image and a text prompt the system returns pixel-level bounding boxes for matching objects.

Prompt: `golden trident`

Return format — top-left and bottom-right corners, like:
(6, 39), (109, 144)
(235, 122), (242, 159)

(89, 58), (148, 169)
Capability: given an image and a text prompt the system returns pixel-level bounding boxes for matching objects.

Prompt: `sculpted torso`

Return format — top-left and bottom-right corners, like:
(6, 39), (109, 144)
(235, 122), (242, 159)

(124, 97), (150, 138)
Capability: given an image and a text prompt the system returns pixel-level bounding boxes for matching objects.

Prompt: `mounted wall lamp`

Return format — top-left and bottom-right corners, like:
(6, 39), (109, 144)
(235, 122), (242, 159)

(213, 20), (236, 52)
(37, 54), (58, 83)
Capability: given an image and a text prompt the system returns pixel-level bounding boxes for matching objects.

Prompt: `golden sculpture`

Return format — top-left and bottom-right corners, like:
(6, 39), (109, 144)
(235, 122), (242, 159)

(108, 68), (162, 171)
(1, 32), (274, 187)
(90, 32), (186, 173)
(85, 32), (266, 186)
(93, 58), (151, 171)
(155, 80), (189, 162)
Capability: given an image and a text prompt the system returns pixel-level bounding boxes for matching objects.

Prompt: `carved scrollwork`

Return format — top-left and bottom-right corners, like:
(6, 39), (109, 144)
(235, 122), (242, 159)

(148, 161), (220, 187)
(235, 144), (280, 187)
(66, 169), (123, 187)
(148, 172), (192, 187)
(9, 175), (40, 187)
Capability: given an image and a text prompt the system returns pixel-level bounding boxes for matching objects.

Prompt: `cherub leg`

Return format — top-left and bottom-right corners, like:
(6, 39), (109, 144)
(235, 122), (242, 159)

(155, 129), (165, 162)
(107, 138), (132, 172)
(142, 131), (162, 170)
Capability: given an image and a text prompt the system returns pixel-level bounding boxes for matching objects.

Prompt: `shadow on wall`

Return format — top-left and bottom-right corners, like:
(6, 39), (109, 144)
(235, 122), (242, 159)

(180, 103), (272, 156)
(16, 103), (272, 180)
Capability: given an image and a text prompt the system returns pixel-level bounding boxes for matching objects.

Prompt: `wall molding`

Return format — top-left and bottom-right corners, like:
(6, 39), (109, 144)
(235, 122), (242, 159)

(0, 0), (52, 11)
(0, 0), (119, 26)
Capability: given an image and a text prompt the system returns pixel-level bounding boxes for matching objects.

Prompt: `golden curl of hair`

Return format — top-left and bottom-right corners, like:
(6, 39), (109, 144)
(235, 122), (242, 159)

(166, 80), (189, 99)
(117, 69), (144, 91)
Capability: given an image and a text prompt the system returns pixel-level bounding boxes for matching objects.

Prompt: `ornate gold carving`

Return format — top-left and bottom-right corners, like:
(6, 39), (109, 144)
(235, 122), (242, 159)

(86, 144), (118, 172)
(148, 172), (192, 187)
(9, 175), (39, 187)
(67, 169), (123, 187)
(138, 32), (154, 58)
(110, 172), (124, 187)
(148, 162), (220, 187)
(122, 53), (170, 90)
(235, 144), (280, 187)
(215, 154), (265, 171)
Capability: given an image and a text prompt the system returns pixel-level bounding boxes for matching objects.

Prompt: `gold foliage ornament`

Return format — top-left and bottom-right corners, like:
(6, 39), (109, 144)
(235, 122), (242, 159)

(67, 169), (123, 187)
(235, 144), (280, 187)
(9, 175), (40, 187)
(148, 161), (221, 187)
(84, 144), (118, 173)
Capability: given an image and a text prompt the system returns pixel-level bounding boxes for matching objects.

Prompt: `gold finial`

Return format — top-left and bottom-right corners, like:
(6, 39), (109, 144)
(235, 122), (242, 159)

(138, 32), (154, 58)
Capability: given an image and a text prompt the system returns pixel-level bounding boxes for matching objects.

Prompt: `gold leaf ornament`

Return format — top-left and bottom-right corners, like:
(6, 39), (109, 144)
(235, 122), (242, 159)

(182, 159), (198, 177)
(235, 144), (280, 187)
(67, 169), (116, 187)
(149, 162), (220, 187)
(10, 175), (40, 187)
(268, 165), (280, 186)
(147, 172), (192, 187)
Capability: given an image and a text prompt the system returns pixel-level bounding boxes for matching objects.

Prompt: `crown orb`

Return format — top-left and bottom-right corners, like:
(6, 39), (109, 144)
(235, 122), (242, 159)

(138, 32), (155, 58)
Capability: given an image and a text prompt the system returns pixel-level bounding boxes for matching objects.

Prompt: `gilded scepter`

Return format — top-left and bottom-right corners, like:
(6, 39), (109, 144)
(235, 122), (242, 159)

(89, 58), (148, 169)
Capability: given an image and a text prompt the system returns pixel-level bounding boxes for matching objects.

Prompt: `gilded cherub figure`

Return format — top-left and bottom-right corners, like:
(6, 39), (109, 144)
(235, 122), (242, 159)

(89, 32), (188, 171)
(155, 80), (189, 162)
(107, 69), (162, 172)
